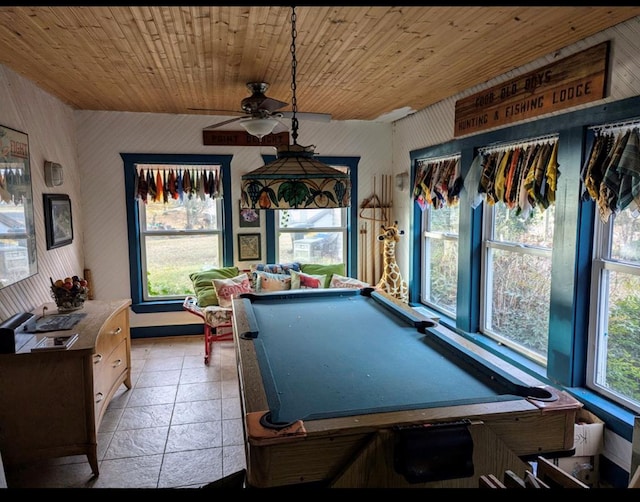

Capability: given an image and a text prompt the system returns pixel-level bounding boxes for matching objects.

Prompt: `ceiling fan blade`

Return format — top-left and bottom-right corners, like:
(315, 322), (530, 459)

(203, 115), (249, 130)
(279, 111), (332, 123)
(188, 107), (245, 114)
(258, 96), (289, 113)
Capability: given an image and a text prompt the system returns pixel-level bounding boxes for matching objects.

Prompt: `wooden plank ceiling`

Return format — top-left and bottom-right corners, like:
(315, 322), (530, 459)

(0, 6), (638, 122)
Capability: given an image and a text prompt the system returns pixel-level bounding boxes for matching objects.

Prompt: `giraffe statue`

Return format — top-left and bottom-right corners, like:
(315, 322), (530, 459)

(375, 221), (409, 303)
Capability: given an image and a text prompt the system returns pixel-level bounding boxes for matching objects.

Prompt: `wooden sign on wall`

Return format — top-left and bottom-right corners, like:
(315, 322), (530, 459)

(454, 41), (610, 137)
(203, 130), (289, 146)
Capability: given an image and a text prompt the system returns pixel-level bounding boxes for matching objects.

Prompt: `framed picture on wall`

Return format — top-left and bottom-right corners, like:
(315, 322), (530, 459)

(43, 193), (73, 249)
(239, 201), (260, 228)
(238, 233), (261, 261)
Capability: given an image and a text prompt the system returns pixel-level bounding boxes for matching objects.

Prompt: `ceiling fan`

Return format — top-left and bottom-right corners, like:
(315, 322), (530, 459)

(195, 82), (331, 138)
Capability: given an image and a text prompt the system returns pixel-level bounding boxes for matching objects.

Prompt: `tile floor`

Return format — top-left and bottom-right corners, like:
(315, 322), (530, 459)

(3, 335), (246, 489)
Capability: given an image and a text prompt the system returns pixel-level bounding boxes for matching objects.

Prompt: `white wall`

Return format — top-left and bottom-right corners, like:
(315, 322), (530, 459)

(0, 67), (84, 320)
(74, 111), (391, 328)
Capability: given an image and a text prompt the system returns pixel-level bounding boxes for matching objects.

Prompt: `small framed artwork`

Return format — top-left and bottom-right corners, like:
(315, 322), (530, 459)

(239, 201), (260, 228)
(238, 233), (261, 261)
(43, 193), (73, 250)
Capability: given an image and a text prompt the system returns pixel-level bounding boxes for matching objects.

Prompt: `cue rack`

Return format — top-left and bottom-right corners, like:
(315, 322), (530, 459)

(359, 174), (393, 286)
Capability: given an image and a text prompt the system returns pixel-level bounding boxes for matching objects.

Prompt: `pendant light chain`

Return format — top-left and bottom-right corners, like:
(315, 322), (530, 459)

(289, 6), (299, 144)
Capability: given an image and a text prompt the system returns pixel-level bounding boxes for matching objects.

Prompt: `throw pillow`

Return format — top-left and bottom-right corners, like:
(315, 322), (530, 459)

(189, 266), (240, 307)
(329, 274), (370, 289)
(212, 273), (254, 308)
(254, 262), (301, 275)
(300, 263), (346, 288)
(290, 270), (326, 289)
(250, 262), (301, 290)
(255, 271), (292, 292)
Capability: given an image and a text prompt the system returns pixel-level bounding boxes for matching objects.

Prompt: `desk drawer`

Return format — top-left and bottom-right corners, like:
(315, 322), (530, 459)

(95, 309), (128, 357)
(94, 338), (128, 420)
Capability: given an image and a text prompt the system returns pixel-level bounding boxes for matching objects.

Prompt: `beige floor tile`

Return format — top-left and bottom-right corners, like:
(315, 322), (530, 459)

(158, 447), (223, 488)
(222, 445), (247, 477)
(176, 381), (222, 402)
(180, 365), (221, 384)
(143, 356), (184, 371)
(99, 406), (125, 432)
(165, 421), (223, 452)
(221, 396), (242, 419)
(103, 427), (169, 459)
(91, 454), (163, 489)
(183, 355), (206, 368)
(126, 384), (178, 407)
(118, 403), (174, 430)
(172, 399), (222, 425)
(222, 419), (245, 447)
(136, 368), (182, 387)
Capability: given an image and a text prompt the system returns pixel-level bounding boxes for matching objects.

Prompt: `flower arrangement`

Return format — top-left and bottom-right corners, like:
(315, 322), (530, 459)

(50, 275), (89, 312)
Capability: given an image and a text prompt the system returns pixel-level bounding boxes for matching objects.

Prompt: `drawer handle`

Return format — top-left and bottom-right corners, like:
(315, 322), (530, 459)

(112, 327), (122, 336)
(93, 354), (103, 364)
(112, 358), (123, 368)
(95, 392), (104, 403)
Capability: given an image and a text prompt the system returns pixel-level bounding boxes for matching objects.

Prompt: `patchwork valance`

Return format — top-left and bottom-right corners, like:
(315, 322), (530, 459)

(581, 119), (640, 223)
(134, 164), (222, 203)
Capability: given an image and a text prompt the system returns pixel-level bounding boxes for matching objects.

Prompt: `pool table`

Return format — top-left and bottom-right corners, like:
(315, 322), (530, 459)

(231, 287), (582, 488)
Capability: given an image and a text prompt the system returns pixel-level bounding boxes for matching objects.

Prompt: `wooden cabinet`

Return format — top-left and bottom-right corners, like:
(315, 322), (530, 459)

(0, 299), (131, 476)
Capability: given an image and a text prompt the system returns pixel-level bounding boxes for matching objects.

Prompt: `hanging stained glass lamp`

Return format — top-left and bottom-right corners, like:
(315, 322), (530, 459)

(240, 6), (351, 210)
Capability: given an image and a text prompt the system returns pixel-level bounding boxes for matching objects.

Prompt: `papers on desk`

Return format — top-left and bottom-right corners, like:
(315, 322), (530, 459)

(31, 333), (79, 352)
(33, 313), (86, 332)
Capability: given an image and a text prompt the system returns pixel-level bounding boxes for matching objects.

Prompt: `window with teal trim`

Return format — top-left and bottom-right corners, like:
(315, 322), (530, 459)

(122, 153), (233, 310)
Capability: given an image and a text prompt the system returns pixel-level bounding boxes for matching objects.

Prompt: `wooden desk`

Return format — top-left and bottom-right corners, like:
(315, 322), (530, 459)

(0, 299), (131, 476)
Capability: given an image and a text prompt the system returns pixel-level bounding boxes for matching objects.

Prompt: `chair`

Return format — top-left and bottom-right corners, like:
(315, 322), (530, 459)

(183, 296), (233, 364)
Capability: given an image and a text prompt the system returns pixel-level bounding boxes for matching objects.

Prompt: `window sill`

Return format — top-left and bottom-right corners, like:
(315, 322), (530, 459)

(131, 300), (184, 314)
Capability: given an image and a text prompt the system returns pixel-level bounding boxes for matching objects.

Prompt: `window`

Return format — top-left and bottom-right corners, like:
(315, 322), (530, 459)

(416, 155), (461, 317)
(481, 202), (555, 364)
(122, 154), (233, 312)
(277, 208), (346, 264)
(588, 196), (640, 414)
(421, 199), (459, 317)
(137, 165), (223, 300)
(478, 139), (558, 365)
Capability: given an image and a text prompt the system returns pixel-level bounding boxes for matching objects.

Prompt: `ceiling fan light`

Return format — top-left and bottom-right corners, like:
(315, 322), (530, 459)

(239, 117), (278, 139)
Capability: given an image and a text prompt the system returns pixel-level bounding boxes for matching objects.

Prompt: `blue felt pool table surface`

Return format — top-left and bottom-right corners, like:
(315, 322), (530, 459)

(234, 287), (554, 426)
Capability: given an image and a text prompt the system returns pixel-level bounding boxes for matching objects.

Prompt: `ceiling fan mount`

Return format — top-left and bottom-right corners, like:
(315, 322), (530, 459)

(240, 82), (287, 115)
(201, 81), (331, 137)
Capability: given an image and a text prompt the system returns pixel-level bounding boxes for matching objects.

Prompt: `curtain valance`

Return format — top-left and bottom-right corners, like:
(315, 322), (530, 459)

(134, 164), (222, 204)
(581, 119), (640, 223)
(466, 135), (559, 218)
(413, 155), (462, 211)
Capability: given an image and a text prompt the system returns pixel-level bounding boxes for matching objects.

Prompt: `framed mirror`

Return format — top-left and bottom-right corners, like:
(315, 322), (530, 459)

(0, 125), (37, 288)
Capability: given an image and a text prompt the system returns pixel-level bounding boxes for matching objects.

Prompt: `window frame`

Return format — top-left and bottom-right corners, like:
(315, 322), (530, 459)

(122, 153), (233, 313)
(137, 172), (224, 301)
(480, 202), (554, 366)
(420, 201), (459, 318)
(587, 207), (640, 414)
(275, 207), (348, 265)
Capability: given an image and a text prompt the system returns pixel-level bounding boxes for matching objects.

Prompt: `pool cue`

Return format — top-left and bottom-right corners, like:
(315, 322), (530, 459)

(359, 223), (366, 281)
(371, 176), (376, 284)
